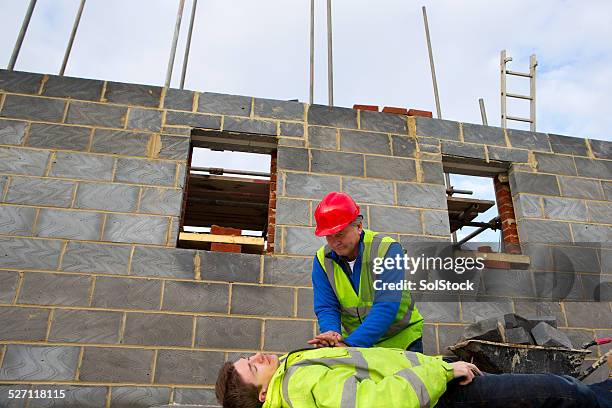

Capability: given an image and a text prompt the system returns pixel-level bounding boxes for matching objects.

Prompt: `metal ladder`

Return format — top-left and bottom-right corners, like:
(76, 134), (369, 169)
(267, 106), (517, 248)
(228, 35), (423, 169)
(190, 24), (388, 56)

(500, 50), (538, 131)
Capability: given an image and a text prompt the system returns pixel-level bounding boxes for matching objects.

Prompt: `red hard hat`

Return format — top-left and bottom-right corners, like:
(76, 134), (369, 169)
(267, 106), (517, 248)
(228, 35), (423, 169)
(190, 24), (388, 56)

(314, 192), (360, 237)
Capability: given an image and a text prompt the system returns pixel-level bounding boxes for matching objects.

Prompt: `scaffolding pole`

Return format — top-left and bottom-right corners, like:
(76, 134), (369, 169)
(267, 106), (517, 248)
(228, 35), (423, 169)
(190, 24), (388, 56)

(326, 0), (334, 107)
(165, 0), (186, 88)
(479, 98), (488, 125)
(309, 0), (315, 105)
(7, 0), (37, 70)
(179, 0), (198, 89)
(60, 0), (86, 76)
(422, 6), (442, 119)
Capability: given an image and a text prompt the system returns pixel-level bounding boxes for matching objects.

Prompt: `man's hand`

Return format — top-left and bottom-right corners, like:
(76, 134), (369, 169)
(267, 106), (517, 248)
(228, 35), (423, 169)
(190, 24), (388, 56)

(308, 331), (344, 347)
(450, 361), (482, 385)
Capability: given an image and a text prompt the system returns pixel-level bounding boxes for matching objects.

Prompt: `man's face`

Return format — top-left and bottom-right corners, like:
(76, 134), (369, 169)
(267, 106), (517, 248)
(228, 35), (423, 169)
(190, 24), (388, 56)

(325, 221), (362, 259)
(234, 353), (280, 402)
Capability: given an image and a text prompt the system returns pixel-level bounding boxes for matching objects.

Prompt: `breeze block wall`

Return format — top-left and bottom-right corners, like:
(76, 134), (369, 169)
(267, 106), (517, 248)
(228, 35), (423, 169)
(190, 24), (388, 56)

(0, 69), (610, 407)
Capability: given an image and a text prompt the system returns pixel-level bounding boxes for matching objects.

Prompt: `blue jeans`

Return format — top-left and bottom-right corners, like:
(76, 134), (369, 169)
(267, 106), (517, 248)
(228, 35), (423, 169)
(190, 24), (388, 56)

(436, 373), (607, 408)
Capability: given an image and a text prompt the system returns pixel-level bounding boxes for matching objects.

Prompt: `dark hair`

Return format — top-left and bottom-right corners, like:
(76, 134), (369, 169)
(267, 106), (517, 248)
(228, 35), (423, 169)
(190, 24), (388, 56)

(215, 361), (263, 408)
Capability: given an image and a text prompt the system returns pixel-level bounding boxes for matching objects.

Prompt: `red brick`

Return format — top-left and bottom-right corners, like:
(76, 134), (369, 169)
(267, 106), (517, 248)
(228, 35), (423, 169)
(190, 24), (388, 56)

(478, 245), (493, 253)
(484, 259), (511, 269)
(494, 176), (521, 254)
(211, 243), (242, 253)
(382, 106), (408, 115)
(407, 109), (433, 118)
(353, 104), (379, 111)
(211, 225), (242, 236)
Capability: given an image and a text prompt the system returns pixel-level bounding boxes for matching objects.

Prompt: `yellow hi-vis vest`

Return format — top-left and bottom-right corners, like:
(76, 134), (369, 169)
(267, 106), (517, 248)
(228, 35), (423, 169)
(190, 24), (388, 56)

(315, 229), (423, 349)
(262, 347), (454, 408)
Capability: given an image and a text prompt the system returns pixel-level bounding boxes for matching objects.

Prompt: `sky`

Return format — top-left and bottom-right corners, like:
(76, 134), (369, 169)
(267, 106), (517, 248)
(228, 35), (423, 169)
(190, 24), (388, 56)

(1, 0), (611, 242)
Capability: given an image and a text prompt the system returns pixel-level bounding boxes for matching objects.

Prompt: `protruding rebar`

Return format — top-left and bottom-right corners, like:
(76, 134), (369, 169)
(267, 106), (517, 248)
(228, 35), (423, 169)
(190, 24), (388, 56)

(179, 0), (198, 89)
(165, 0), (186, 88)
(7, 0), (37, 70)
(60, 0), (86, 76)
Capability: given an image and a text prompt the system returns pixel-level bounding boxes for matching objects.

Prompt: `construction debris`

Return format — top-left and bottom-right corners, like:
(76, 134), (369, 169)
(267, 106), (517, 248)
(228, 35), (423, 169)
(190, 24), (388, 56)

(531, 321), (573, 349)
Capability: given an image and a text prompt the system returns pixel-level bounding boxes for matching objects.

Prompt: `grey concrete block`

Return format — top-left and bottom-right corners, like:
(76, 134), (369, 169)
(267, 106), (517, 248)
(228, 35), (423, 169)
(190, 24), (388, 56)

(543, 197), (588, 221)
(587, 201), (612, 224)
(19, 272), (91, 306)
(1, 95), (65, 122)
(462, 123), (506, 146)
(79, 347), (153, 383)
(0, 384), (27, 408)
(559, 177), (604, 200)
(115, 158), (176, 186)
(391, 135), (417, 158)
(223, 116), (276, 135)
(604, 181), (612, 201)
(263, 256), (311, 286)
(517, 219), (572, 242)
(0, 119), (27, 145)
(61, 241), (130, 274)
(397, 183), (447, 209)
(0, 307), (49, 341)
(461, 317), (504, 342)
(164, 88), (194, 111)
(0, 70), (43, 94)
(438, 325), (466, 355)
(165, 111), (221, 129)
(28, 385), (108, 408)
(196, 316), (262, 349)
(370, 206), (421, 234)
(513, 301), (565, 327)
(276, 198), (310, 225)
(297, 287), (314, 318)
(421, 161), (445, 185)
(159, 135), (190, 160)
(422, 324), (437, 355)
(91, 129), (150, 156)
(308, 126), (337, 149)
(139, 187), (183, 216)
(534, 272), (582, 301)
(575, 157), (612, 179)
(461, 300), (513, 323)
(42, 75), (103, 101)
(510, 172), (560, 196)
(308, 104), (358, 129)
(284, 172), (340, 198)
(264, 320), (313, 352)
(416, 300), (460, 323)
(105, 82), (161, 107)
(231, 285), (294, 317)
(441, 142), (486, 160)
(254, 98), (304, 120)
(0, 236), (63, 270)
(162, 281), (228, 313)
(0, 205), (36, 235)
(156, 350), (224, 385)
(126, 107), (162, 132)
(49, 309), (122, 344)
(0, 146), (50, 176)
(366, 156), (417, 181)
(535, 152), (577, 176)
(131, 246), (195, 279)
(103, 214), (169, 245)
(0, 271), (19, 303)
(531, 322), (572, 348)
(123, 313), (193, 347)
(200, 250), (260, 283)
(550, 245), (601, 273)
(75, 182), (139, 212)
(513, 194), (542, 218)
(415, 117), (460, 141)
(66, 101), (127, 127)
(177, 163), (187, 188)
(173, 388), (219, 406)
(423, 210), (450, 236)
(92, 277), (161, 310)
(198, 92), (251, 116)
(590, 139), (612, 160)
(49, 151), (114, 181)
(548, 133), (588, 156)
(110, 387), (170, 408)
(280, 122), (304, 137)
(277, 147), (309, 171)
(27, 123), (90, 151)
(35, 208), (103, 240)
(0, 345), (79, 381)
(340, 129), (391, 155)
(507, 129), (551, 152)
(162, 126), (191, 136)
(564, 302), (612, 329)
(360, 110), (407, 134)
(343, 177), (394, 205)
(481, 269), (535, 297)
(0, 175), (6, 197)
(284, 226), (325, 255)
(487, 146), (529, 163)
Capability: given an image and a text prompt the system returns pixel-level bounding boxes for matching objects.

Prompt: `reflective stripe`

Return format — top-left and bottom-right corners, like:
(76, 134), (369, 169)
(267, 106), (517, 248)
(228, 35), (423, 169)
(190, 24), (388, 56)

(340, 375), (357, 408)
(385, 296), (416, 336)
(404, 351), (421, 367)
(395, 368), (431, 408)
(348, 348), (369, 381)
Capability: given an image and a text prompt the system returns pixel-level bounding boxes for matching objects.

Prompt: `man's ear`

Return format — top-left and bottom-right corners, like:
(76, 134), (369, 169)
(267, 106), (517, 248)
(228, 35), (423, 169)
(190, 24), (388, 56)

(258, 386), (267, 403)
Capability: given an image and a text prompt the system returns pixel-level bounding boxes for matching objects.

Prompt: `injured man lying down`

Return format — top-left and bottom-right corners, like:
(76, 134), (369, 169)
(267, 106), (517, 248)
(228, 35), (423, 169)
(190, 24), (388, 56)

(215, 346), (612, 408)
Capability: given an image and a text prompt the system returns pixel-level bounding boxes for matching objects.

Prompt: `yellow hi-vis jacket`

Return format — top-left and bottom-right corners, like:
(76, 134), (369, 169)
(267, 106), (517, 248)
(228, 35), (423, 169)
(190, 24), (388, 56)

(316, 229), (423, 349)
(262, 347), (454, 408)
